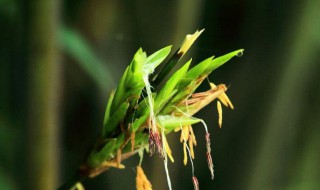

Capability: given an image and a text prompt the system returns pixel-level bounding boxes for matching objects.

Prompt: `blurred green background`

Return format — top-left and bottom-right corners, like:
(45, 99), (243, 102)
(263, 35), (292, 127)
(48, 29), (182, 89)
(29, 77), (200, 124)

(1, 0), (320, 189)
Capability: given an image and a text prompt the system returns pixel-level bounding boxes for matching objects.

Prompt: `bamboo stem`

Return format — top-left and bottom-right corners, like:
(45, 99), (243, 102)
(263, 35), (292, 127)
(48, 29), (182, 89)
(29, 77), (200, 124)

(27, 0), (61, 189)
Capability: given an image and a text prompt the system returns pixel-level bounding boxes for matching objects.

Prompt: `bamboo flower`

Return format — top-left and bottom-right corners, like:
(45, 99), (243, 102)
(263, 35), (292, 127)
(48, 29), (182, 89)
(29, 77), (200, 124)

(58, 29), (243, 190)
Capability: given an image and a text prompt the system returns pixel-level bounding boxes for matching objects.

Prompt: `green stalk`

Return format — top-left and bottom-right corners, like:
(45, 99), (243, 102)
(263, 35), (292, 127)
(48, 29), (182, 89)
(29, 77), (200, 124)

(27, 0), (61, 189)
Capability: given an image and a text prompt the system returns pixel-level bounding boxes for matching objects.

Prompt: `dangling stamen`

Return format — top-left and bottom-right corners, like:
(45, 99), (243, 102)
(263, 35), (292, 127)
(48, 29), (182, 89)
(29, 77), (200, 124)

(217, 101), (223, 128)
(180, 125), (189, 142)
(188, 126), (197, 159)
(189, 138), (195, 159)
(205, 132), (214, 180)
(174, 106), (215, 180)
(192, 176), (199, 190)
(183, 141), (188, 165)
(179, 122), (196, 176)
(163, 135), (174, 163)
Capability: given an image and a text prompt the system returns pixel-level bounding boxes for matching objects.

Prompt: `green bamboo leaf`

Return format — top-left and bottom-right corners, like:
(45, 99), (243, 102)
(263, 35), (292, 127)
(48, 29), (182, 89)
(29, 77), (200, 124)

(144, 45), (172, 74)
(131, 110), (149, 133)
(206, 49), (244, 73)
(157, 115), (201, 131)
(171, 56), (214, 100)
(184, 56), (214, 80)
(122, 132), (149, 153)
(134, 93), (153, 117)
(104, 102), (130, 136)
(111, 67), (129, 111)
(153, 89), (177, 115)
(133, 133), (149, 145)
(87, 139), (117, 167)
(122, 88), (146, 109)
(115, 133), (126, 150)
(131, 48), (146, 73)
(151, 49), (181, 87)
(154, 60), (191, 113)
(125, 47), (172, 115)
(103, 90), (115, 129)
(125, 48), (147, 88)
(111, 48), (147, 112)
(152, 30), (204, 86)
(161, 50), (243, 114)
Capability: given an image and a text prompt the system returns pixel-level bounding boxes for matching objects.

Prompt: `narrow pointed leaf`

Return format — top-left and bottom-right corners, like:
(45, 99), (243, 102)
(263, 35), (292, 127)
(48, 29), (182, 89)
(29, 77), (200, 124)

(157, 115), (201, 131)
(151, 29), (204, 86)
(87, 139), (117, 167)
(104, 102), (130, 136)
(131, 111), (149, 133)
(154, 60), (191, 113)
(144, 46), (172, 74)
(161, 50), (243, 114)
(206, 49), (244, 72)
(111, 67), (129, 111)
(103, 90), (115, 128)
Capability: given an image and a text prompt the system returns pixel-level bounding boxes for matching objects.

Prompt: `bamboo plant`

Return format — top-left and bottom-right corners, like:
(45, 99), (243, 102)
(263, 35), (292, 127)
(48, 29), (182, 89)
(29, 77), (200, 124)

(58, 29), (244, 190)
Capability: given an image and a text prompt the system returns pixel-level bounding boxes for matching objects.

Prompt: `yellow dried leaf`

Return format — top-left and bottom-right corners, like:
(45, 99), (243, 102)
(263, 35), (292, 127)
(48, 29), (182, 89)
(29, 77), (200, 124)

(71, 182), (85, 190)
(178, 29), (205, 55)
(101, 160), (125, 169)
(210, 82), (234, 109)
(136, 166), (153, 190)
(186, 84), (227, 116)
(209, 82), (217, 90)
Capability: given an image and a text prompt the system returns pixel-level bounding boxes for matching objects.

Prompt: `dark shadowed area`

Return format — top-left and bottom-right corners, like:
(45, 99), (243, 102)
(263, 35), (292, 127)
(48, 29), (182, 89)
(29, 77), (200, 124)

(0, 0), (319, 189)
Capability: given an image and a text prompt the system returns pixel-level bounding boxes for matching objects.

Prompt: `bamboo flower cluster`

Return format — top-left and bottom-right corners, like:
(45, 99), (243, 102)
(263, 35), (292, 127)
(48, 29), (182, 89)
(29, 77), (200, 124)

(63, 30), (243, 190)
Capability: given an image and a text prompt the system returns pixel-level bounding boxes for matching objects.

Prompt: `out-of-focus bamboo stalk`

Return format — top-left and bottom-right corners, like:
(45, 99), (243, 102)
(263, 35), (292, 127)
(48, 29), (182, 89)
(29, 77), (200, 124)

(173, 0), (204, 45)
(247, 0), (320, 189)
(291, 123), (320, 189)
(27, 0), (61, 189)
